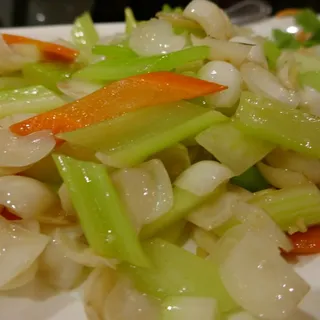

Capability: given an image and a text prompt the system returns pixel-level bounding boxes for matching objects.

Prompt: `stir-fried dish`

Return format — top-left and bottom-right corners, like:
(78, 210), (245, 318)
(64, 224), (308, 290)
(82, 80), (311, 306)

(0, 2), (320, 319)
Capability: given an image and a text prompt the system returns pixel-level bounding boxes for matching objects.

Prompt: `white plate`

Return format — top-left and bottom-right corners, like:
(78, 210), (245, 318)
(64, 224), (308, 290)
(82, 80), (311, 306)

(0, 17), (319, 320)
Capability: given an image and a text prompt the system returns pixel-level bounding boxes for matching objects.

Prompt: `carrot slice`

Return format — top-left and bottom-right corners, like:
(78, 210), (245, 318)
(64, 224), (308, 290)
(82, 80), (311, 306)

(10, 71), (226, 136)
(275, 8), (301, 18)
(287, 226), (320, 255)
(2, 34), (79, 63)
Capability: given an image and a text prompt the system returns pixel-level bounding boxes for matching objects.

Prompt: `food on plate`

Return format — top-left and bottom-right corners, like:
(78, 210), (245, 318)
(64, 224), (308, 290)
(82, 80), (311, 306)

(0, 2), (319, 319)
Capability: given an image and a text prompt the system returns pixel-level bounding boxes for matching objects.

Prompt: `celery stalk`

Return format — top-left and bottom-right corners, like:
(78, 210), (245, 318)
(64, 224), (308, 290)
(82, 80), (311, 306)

(71, 12), (99, 50)
(125, 7), (138, 34)
(23, 62), (73, 92)
(231, 166), (269, 192)
(73, 46), (210, 81)
(214, 183), (320, 235)
(299, 71), (320, 92)
(162, 296), (219, 320)
(196, 121), (274, 175)
(92, 45), (138, 59)
(0, 85), (65, 117)
(53, 155), (149, 267)
(294, 53), (320, 73)
(121, 238), (237, 312)
(235, 92), (320, 158)
(263, 40), (281, 70)
(249, 183), (320, 232)
(58, 102), (227, 168)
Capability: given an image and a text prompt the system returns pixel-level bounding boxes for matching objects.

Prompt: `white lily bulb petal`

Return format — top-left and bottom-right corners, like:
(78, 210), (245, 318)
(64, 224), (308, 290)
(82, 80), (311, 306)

(198, 61), (241, 108)
(129, 19), (186, 56)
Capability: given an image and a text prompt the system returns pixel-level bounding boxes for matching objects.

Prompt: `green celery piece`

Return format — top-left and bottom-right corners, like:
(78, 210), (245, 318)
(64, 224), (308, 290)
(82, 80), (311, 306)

(71, 12), (99, 50)
(53, 155), (149, 267)
(263, 40), (281, 70)
(157, 220), (189, 245)
(125, 7), (138, 34)
(73, 46), (210, 81)
(58, 101), (227, 168)
(272, 29), (300, 49)
(161, 4), (183, 13)
(23, 62), (73, 92)
(0, 85), (65, 117)
(234, 91), (320, 158)
(295, 9), (320, 34)
(0, 77), (28, 90)
(214, 183), (320, 235)
(249, 183), (320, 232)
(121, 238), (237, 312)
(92, 45), (138, 59)
(299, 71), (320, 91)
(294, 52), (320, 73)
(196, 121), (274, 176)
(162, 296), (219, 320)
(230, 166), (270, 193)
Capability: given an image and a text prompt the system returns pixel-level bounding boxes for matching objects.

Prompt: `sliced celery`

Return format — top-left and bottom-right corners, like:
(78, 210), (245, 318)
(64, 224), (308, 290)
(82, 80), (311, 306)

(294, 52), (320, 73)
(157, 220), (189, 245)
(162, 296), (219, 320)
(71, 12), (99, 50)
(263, 40), (281, 70)
(196, 121), (274, 175)
(23, 62), (73, 92)
(59, 102), (227, 168)
(0, 77), (28, 90)
(299, 71), (320, 92)
(249, 183), (320, 232)
(231, 166), (269, 193)
(125, 7), (138, 34)
(121, 238), (237, 312)
(235, 92), (320, 158)
(53, 155), (149, 267)
(92, 45), (138, 59)
(0, 85), (65, 117)
(73, 46), (210, 81)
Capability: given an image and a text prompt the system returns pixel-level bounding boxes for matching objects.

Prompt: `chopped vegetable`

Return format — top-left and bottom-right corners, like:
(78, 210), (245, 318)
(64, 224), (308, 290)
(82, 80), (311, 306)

(287, 226), (320, 254)
(2, 34), (79, 62)
(235, 92), (320, 158)
(263, 40), (281, 70)
(10, 72), (226, 136)
(121, 238), (237, 312)
(196, 121), (274, 175)
(22, 62), (74, 92)
(125, 7), (138, 34)
(272, 29), (300, 49)
(295, 9), (320, 34)
(299, 71), (320, 92)
(60, 102), (226, 168)
(0, 85), (65, 117)
(92, 45), (138, 59)
(71, 12), (99, 50)
(230, 166), (270, 193)
(53, 154), (149, 267)
(74, 46), (210, 81)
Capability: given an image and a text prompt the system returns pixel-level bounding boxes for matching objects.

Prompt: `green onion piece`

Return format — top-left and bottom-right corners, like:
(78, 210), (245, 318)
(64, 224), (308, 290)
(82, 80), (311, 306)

(0, 85), (65, 117)
(0, 77), (28, 90)
(299, 71), (320, 92)
(71, 12), (99, 50)
(234, 92), (320, 158)
(295, 9), (320, 34)
(121, 238), (237, 312)
(249, 183), (320, 232)
(272, 29), (300, 49)
(53, 155), (149, 267)
(263, 40), (281, 70)
(58, 101), (227, 168)
(196, 121), (273, 176)
(230, 166), (270, 193)
(125, 7), (138, 35)
(23, 62), (73, 92)
(73, 46), (210, 81)
(92, 45), (138, 59)
(162, 296), (219, 320)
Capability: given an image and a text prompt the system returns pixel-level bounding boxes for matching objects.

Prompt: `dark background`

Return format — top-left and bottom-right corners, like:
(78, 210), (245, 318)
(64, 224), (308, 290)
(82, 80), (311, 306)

(3, 0), (320, 27)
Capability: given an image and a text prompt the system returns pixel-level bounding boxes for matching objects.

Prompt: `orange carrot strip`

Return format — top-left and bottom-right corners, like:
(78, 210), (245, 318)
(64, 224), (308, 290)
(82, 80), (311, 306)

(2, 34), (79, 63)
(275, 8), (301, 18)
(10, 71), (227, 136)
